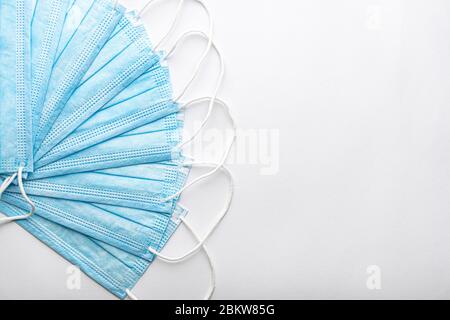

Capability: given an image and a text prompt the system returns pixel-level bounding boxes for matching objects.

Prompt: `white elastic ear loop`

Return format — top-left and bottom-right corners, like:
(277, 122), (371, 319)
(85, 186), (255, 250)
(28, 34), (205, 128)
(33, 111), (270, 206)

(181, 218), (216, 300)
(150, 164), (234, 263)
(126, 289), (138, 300)
(125, 219), (216, 300)
(0, 174), (17, 196)
(163, 30), (215, 104)
(138, 3), (215, 116)
(164, 97), (236, 202)
(138, 0), (213, 52)
(138, 0), (185, 51)
(0, 167), (36, 225)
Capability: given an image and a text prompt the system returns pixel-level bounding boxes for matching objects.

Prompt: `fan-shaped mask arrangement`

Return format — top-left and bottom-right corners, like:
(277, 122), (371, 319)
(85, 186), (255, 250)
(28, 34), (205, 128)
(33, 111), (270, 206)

(0, 0), (235, 300)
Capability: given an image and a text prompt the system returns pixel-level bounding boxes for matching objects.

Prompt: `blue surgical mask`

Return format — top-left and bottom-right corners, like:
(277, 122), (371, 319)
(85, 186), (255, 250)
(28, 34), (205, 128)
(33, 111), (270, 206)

(34, 11), (160, 161)
(0, 200), (186, 299)
(29, 113), (183, 180)
(31, 0), (71, 140)
(33, 0), (125, 153)
(35, 63), (177, 168)
(10, 162), (188, 213)
(0, 0), (33, 174)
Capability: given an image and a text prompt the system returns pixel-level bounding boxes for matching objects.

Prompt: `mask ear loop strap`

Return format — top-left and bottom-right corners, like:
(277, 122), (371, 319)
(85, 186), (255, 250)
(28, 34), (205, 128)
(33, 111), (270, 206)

(165, 97), (236, 202)
(138, 0), (185, 52)
(0, 174), (17, 197)
(125, 218), (216, 300)
(163, 30), (215, 109)
(158, 34), (232, 204)
(138, 0), (213, 53)
(143, 102), (234, 298)
(0, 167), (36, 225)
(137, 2), (215, 113)
(151, 44), (235, 260)
(151, 163), (234, 262)
(182, 218), (216, 299)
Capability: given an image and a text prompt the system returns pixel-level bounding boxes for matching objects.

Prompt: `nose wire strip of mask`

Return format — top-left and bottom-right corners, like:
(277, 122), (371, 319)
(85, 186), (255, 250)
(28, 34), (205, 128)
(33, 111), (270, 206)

(0, 167), (36, 225)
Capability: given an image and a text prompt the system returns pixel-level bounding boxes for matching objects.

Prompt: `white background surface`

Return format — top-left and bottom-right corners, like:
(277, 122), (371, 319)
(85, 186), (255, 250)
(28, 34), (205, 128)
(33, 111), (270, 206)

(2, 0), (450, 299)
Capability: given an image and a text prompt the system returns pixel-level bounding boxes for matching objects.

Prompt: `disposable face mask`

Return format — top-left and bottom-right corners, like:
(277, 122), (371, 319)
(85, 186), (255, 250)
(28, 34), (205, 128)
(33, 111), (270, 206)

(29, 113), (183, 180)
(35, 63), (177, 168)
(31, 0), (71, 138)
(34, 11), (160, 161)
(33, 0), (125, 153)
(10, 163), (188, 213)
(2, 191), (187, 260)
(0, 0), (33, 174)
(0, 201), (186, 299)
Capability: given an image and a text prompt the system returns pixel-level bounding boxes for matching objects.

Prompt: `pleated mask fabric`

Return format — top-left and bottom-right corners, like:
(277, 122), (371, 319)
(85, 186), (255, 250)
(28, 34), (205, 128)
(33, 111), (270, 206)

(8, 163), (189, 213)
(35, 62), (178, 168)
(0, 0), (33, 174)
(29, 113), (184, 180)
(0, 201), (187, 299)
(2, 191), (188, 260)
(34, 11), (161, 161)
(34, 0), (125, 152)
(30, 0), (71, 140)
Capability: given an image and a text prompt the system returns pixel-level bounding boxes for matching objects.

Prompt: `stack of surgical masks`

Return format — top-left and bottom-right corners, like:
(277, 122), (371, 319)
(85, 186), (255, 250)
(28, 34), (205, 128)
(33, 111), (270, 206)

(0, 0), (235, 300)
